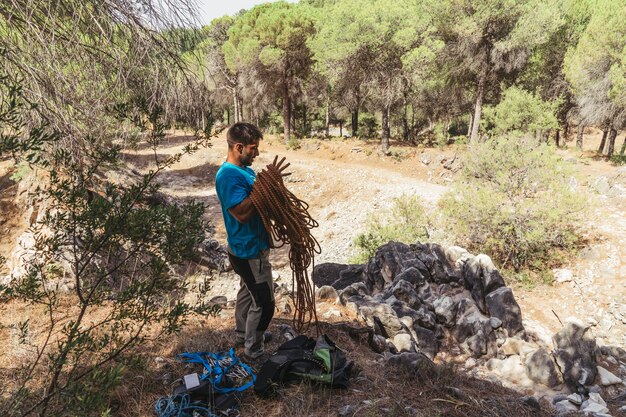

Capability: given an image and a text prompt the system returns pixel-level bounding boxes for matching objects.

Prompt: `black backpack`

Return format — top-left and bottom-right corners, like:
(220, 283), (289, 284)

(254, 334), (353, 396)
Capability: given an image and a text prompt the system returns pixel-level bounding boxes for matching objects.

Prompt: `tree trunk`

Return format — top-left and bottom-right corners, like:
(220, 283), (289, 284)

(555, 129), (560, 147)
(470, 68), (487, 144)
(576, 124), (584, 150)
(607, 128), (617, 157)
(402, 93), (409, 141)
(302, 103), (307, 135)
(226, 108), (230, 125)
(351, 88), (360, 136)
(598, 128), (608, 153)
(381, 104), (391, 153)
(563, 122), (570, 143)
(325, 97), (330, 137)
(619, 136), (626, 155)
(282, 81), (291, 144)
(233, 93), (239, 123)
(467, 112), (474, 138)
(351, 109), (359, 137)
(339, 121), (342, 137)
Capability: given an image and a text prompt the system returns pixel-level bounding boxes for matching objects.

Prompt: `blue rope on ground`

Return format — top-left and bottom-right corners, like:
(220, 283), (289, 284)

(154, 393), (216, 417)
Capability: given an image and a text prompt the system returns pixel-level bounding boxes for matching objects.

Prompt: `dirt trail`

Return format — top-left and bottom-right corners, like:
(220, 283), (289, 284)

(3, 129), (623, 348)
(63, 131), (626, 349)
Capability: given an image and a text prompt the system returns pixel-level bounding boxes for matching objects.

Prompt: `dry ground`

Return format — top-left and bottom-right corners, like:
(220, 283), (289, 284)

(1, 128), (625, 416)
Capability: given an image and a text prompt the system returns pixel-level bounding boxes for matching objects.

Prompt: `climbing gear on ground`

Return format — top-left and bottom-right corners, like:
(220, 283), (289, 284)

(178, 349), (256, 393)
(154, 349), (254, 417)
(249, 156), (321, 333)
(253, 334), (353, 396)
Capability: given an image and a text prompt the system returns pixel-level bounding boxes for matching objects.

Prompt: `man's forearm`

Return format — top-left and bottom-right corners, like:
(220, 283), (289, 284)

(228, 196), (257, 223)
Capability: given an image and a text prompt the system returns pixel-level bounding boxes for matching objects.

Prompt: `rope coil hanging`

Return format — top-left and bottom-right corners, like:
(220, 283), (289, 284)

(249, 156), (321, 333)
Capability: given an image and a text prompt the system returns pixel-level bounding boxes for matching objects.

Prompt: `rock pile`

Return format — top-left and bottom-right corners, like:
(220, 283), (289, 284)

(314, 241), (626, 416)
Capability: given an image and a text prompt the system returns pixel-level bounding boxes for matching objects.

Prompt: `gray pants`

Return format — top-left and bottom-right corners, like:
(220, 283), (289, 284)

(228, 249), (275, 356)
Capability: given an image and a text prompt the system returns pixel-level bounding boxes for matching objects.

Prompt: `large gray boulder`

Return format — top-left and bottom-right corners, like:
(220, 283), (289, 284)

(313, 263), (364, 290)
(462, 254), (506, 313)
(552, 320), (598, 393)
(485, 287), (524, 337)
(454, 298), (492, 343)
(333, 264), (366, 290)
(389, 279), (422, 310)
(412, 325), (439, 359)
(411, 242), (460, 284)
(339, 282), (370, 304)
(525, 348), (562, 388)
(357, 298), (405, 338)
(365, 242), (430, 292)
(388, 300), (437, 330)
(433, 295), (458, 327)
(383, 352), (437, 379)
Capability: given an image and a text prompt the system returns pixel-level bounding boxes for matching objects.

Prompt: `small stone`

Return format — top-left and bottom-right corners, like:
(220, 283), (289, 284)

(404, 406), (418, 416)
(567, 393), (582, 405)
(322, 308), (342, 319)
(555, 400), (578, 413)
(337, 405), (355, 417)
(581, 402), (609, 414)
(597, 365), (623, 386)
(588, 392), (607, 407)
(465, 358), (477, 369)
(392, 333), (415, 353)
(588, 384), (602, 393)
(553, 269), (573, 283)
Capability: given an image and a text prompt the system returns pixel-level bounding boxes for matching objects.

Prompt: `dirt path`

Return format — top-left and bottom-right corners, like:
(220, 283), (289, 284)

(109, 130), (626, 349)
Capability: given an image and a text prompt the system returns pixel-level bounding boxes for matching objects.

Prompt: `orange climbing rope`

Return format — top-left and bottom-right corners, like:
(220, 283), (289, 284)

(249, 156), (321, 333)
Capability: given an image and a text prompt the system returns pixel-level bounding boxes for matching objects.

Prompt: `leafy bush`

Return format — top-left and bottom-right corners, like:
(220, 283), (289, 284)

(0, 70), (218, 416)
(439, 135), (585, 272)
(358, 113), (379, 138)
(481, 86), (560, 136)
(352, 194), (429, 263)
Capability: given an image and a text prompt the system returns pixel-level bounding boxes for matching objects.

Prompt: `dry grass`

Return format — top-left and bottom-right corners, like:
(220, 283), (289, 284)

(0, 296), (556, 416)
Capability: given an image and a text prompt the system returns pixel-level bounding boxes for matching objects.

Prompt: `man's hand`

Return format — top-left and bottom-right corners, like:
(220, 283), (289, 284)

(269, 155), (291, 178)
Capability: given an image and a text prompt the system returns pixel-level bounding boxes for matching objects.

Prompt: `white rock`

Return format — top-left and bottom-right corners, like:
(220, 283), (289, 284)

(567, 393), (582, 405)
(392, 333), (414, 353)
(581, 402), (609, 414)
(553, 268), (573, 283)
(322, 308), (342, 319)
(555, 400), (578, 413)
(588, 392), (607, 407)
(597, 366), (623, 386)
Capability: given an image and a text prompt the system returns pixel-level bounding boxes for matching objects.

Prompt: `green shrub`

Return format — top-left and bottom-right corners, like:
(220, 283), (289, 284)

(439, 135), (585, 272)
(358, 113), (379, 138)
(286, 136), (301, 150)
(352, 194), (429, 263)
(481, 86), (561, 136)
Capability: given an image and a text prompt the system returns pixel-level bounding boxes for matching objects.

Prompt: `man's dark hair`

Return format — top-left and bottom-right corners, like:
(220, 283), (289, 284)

(227, 122), (263, 149)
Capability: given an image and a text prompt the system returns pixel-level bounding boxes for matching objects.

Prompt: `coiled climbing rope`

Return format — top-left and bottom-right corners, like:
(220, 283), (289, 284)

(249, 156), (321, 333)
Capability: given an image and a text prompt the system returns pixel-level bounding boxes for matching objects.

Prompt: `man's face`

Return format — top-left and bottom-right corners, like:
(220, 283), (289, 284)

(236, 139), (260, 166)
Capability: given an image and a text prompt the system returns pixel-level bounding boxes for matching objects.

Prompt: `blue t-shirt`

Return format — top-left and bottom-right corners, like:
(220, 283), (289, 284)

(215, 162), (270, 259)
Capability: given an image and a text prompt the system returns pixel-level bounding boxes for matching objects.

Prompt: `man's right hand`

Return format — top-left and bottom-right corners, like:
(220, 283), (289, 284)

(269, 156), (291, 178)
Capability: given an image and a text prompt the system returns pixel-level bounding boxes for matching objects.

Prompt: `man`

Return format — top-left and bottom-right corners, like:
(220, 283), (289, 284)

(215, 122), (288, 359)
